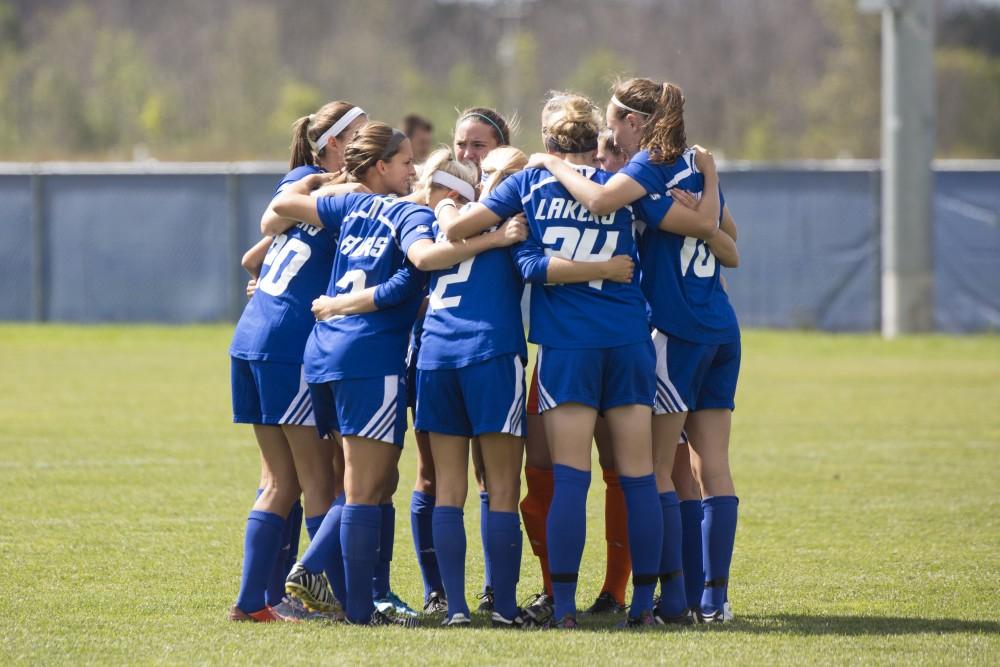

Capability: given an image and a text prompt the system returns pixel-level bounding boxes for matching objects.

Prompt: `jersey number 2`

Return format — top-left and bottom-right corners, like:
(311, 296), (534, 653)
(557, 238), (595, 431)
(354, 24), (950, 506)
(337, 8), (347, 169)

(429, 258), (474, 310)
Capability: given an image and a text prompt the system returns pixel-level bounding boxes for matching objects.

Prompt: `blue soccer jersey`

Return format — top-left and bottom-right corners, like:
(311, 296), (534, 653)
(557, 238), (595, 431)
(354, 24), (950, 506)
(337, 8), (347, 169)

(418, 217), (527, 370)
(481, 164), (649, 349)
(621, 149), (740, 345)
(303, 193), (434, 382)
(230, 166), (336, 364)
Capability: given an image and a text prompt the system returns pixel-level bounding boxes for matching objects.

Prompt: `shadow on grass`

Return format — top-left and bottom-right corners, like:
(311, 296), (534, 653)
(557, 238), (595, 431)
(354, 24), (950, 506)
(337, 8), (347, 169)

(468, 614), (1000, 635)
(686, 614), (1000, 636)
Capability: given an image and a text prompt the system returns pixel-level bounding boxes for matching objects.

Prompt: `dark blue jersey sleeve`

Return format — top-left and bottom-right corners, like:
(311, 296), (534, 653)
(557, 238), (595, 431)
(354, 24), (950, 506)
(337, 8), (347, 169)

(398, 207), (436, 255)
(374, 263), (427, 308)
(316, 193), (358, 238)
(481, 171), (526, 220)
(619, 151), (661, 196)
(510, 229), (550, 284)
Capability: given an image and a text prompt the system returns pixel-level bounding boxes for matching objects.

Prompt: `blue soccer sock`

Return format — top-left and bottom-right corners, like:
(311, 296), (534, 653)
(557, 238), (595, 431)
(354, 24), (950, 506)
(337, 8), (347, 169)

(547, 464), (590, 620)
(299, 494), (343, 576)
(479, 491), (492, 590)
(619, 474), (662, 619)
(372, 503), (395, 599)
(305, 495), (346, 605)
(487, 511), (522, 620)
(679, 499), (705, 609)
(432, 506), (470, 618)
(235, 510), (285, 613)
(701, 496), (739, 614)
(656, 491), (687, 617)
(341, 504), (381, 624)
(410, 491), (443, 600)
(265, 499), (301, 607)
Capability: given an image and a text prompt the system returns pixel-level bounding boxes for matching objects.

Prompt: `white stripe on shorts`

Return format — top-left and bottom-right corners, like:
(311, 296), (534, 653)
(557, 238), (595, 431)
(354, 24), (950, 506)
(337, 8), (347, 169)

(279, 368), (312, 424)
(535, 349), (558, 412)
(501, 357), (526, 437)
(652, 329), (688, 415)
(359, 375), (398, 443)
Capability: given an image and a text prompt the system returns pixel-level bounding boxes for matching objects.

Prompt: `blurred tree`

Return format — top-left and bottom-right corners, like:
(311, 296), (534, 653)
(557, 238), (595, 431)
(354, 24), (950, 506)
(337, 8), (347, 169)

(937, 47), (1000, 157)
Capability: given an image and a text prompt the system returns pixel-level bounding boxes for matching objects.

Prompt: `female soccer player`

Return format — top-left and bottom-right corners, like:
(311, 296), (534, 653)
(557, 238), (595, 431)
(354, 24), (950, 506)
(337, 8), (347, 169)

(518, 122), (637, 620)
(527, 78), (742, 623)
(227, 101), (367, 622)
(445, 92), (663, 629)
(265, 122), (525, 626)
(408, 106), (517, 615)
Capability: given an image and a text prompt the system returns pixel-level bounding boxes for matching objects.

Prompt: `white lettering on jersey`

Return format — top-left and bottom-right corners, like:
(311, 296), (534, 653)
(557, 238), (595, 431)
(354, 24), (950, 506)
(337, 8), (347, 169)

(339, 235), (388, 258)
(295, 222), (321, 237)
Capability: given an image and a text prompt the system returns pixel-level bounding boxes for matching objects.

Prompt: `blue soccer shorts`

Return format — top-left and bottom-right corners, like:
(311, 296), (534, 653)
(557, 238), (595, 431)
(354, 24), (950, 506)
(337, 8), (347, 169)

(651, 329), (741, 414)
(414, 353), (526, 438)
(231, 357), (315, 426)
(308, 374), (407, 447)
(535, 339), (656, 412)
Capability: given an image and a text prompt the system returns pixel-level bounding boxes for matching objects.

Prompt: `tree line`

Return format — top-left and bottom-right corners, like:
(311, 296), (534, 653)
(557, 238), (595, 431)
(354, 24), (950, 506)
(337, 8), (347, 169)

(0, 0), (997, 161)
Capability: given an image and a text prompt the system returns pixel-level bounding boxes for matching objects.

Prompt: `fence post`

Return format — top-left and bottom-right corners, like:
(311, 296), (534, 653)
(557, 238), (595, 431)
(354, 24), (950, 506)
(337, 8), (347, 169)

(226, 170), (242, 322)
(30, 172), (47, 322)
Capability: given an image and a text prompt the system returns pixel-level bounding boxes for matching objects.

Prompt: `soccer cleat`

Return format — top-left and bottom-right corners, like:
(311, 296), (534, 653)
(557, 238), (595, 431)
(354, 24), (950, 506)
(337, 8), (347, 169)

(695, 608), (726, 624)
(619, 609), (659, 629)
(653, 606), (693, 626)
(475, 586), (495, 613)
(368, 609), (419, 628)
(374, 591), (419, 618)
(723, 601), (734, 622)
(522, 592), (554, 626)
(284, 562), (340, 614)
(422, 590), (448, 616)
(272, 596), (341, 622)
(228, 605), (282, 623)
(441, 612), (473, 627)
(491, 608), (531, 629)
(582, 591), (625, 615)
(544, 614), (578, 630)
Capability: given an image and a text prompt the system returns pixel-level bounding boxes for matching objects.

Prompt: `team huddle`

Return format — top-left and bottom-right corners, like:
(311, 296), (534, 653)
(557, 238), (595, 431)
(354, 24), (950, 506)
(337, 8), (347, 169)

(228, 77), (741, 630)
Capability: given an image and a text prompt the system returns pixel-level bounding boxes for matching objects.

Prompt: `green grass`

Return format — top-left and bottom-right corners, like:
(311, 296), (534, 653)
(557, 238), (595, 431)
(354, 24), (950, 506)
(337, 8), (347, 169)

(1, 325), (998, 665)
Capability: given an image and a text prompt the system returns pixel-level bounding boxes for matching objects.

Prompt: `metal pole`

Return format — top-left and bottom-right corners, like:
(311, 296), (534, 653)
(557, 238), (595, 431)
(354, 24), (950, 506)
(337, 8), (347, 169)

(226, 171), (243, 322)
(863, 0), (936, 337)
(30, 172), (47, 322)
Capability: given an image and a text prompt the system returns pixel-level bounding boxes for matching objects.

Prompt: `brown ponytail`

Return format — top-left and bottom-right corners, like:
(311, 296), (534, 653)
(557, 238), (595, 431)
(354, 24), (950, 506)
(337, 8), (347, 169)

(610, 78), (686, 163)
(288, 100), (361, 170)
(289, 114), (315, 169)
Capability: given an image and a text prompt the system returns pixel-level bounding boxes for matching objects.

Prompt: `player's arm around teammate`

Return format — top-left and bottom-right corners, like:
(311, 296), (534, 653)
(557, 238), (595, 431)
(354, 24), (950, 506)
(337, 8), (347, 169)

(535, 79), (743, 623)
(447, 93), (663, 628)
(227, 101), (367, 622)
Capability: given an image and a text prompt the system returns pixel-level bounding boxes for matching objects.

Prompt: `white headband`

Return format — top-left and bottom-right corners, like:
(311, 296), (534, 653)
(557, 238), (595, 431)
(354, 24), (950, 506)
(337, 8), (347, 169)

(431, 170), (476, 203)
(610, 95), (650, 117)
(311, 106), (366, 153)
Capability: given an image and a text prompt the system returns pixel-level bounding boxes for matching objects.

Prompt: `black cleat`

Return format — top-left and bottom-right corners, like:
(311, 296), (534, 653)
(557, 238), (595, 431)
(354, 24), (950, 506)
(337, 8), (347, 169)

(284, 562), (341, 614)
(423, 590), (448, 616)
(654, 606), (694, 626)
(475, 586), (495, 613)
(618, 609), (658, 629)
(522, 592), (554, 626)
(441, 611), (472, 627)
(583, 591), (626, 615)
(366, 609), (419, 628)
(695, 608), (726, 624)
(491, 608), (531, 629)
(544, 614), (578, 630)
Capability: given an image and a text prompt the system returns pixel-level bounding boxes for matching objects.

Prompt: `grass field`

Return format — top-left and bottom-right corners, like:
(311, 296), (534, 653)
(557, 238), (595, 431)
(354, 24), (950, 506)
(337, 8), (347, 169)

(1, 325), (998, 665)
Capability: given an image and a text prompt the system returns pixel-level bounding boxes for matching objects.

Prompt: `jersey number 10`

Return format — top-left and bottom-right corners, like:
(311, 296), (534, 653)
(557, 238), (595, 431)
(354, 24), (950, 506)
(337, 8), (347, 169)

(680, 236), (716, 278)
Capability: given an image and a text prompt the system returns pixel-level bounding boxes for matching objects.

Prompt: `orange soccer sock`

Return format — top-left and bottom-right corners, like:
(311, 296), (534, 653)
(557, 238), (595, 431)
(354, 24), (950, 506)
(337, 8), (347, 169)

(520, 466), (555, 596)
(601, 469), (632, 605)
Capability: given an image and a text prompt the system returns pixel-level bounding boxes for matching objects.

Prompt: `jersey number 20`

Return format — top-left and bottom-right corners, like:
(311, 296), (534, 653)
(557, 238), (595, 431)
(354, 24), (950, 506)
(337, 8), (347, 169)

(259, 234), (312, 296)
